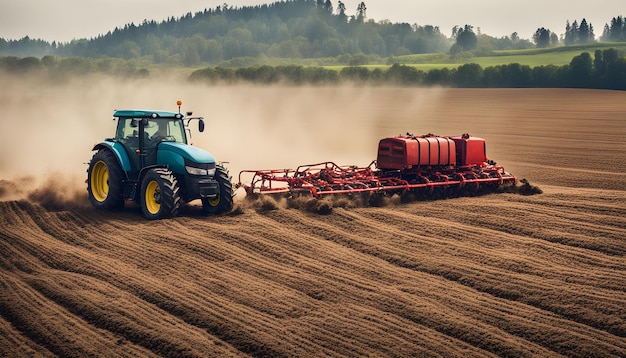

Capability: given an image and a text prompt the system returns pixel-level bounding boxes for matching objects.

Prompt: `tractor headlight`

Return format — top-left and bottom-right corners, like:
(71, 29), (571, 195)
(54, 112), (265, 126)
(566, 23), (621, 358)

(185, 166), (217, 176)
(185, 166), (208, 176)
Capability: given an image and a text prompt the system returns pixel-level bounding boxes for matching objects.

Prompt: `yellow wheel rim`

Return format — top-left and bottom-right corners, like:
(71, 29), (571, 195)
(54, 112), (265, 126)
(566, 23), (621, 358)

(145, 180), (161, 215)
(208, 194), (220, 207)
(91, 160), (109, 202)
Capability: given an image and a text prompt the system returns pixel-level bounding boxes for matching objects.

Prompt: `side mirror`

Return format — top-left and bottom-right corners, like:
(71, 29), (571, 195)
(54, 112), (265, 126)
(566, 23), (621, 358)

(198, 119), (205, 132)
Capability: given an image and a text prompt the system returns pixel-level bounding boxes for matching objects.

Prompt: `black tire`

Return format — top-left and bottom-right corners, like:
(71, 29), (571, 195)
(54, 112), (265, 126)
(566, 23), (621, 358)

(140, 168), (181, 220)
(202, 166), (234, 215)
(87, 149), (124, 210)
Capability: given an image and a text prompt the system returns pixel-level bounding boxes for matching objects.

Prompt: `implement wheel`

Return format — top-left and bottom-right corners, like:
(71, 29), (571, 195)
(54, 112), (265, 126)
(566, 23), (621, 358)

(202, 166), (234, 215)
(87, 149), (124, 210)
(140, 168), (181, 220)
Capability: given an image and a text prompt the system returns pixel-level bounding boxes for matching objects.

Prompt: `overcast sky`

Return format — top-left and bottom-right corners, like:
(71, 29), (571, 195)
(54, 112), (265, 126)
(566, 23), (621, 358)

(1, 0), (623, 43)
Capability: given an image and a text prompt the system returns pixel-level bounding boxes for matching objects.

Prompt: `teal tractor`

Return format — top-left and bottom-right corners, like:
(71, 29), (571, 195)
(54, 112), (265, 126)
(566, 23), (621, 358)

(87, 101), (233, 219)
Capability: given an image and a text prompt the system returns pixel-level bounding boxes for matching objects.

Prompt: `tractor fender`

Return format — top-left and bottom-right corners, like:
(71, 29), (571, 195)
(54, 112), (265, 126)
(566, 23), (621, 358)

(137, 165), (166, 183)
(133, 165), (171, 202)
(92, 141), (132, 173)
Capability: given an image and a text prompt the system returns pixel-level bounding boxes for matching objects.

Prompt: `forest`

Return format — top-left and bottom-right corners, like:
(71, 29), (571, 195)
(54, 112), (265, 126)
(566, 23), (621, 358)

(2, 0), (625, 65)
(2, 0), (451, 63)
(2, 47), (624, 90)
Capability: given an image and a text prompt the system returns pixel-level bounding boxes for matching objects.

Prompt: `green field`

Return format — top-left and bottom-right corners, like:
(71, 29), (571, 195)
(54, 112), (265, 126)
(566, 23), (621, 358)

(353, 43), (626, 72)
(472, 43), (626, 67)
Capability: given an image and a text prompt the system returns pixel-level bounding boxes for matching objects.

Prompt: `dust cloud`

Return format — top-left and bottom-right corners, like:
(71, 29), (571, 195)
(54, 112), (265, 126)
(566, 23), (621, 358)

(0, 71), (451, 209)
(26, 172), (92, 211)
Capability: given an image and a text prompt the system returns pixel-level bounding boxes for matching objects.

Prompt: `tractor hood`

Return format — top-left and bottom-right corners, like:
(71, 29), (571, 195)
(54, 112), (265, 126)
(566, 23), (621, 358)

(160, 142), (215, 163)
(157, 142), (216, 175)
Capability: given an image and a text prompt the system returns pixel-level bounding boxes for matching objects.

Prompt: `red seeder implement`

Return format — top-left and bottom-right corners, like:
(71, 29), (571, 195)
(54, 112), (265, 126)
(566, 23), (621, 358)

(237, 132), (516, 198)
(238, 160), (515, 198)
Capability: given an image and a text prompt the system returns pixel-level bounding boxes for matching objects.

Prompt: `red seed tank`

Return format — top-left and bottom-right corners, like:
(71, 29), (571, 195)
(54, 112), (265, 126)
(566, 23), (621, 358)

(376, 133), (456, 170)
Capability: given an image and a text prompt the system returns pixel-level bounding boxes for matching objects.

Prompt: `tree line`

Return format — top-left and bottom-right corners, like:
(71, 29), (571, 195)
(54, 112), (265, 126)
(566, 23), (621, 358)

(530, 16), (626, 48)
(0, 55), (150, 78)
(2, 48), (624, 90)
(188, 48), (625, 90)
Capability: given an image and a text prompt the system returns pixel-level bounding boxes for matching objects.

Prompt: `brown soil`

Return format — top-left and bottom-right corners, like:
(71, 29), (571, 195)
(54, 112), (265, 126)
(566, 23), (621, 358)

(1, 84), (625, 357)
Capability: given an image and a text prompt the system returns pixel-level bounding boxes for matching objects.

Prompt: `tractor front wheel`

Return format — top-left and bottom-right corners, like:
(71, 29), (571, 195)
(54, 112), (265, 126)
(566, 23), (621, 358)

(140, 168), (181, 220)
(87, 149), (124, 210)
(202, 166), (234, 215)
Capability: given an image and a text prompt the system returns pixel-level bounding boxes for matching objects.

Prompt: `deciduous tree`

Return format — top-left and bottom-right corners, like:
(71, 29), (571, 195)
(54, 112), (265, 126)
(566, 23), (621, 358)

(454, 25), (477, 51)
(533, 28), (551, 48)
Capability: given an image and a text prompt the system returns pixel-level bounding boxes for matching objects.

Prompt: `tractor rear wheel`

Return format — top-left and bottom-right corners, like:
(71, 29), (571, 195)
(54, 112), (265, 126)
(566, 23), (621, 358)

(87, 149), (124, 210)
(140, 168), (181, 220)
(202, 166), (234, 215)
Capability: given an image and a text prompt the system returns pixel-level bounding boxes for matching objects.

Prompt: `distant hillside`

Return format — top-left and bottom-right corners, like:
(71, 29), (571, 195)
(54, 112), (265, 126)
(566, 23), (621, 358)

(0, 0), (452, 65)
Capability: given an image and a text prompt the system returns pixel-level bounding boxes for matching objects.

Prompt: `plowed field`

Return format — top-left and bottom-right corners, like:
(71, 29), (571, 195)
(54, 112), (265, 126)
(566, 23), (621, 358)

(1, 79), (625, 357)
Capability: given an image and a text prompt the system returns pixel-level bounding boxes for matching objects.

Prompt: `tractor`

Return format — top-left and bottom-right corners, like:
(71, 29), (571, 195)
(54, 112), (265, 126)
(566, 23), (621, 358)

(87, 101), (233, 219)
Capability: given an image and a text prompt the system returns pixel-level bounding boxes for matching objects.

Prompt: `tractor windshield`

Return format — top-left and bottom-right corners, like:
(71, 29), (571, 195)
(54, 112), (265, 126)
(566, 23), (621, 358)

(115, 117), (187, 145)
(145, 119), (187, 144)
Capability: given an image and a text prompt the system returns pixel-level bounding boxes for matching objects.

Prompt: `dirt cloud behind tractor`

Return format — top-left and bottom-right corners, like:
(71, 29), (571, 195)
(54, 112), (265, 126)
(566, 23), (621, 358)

(0, 72), (445, 210)
(27, 174), (91, 211)
(0, 175), (89, 211)
(1, 72), (539, 213)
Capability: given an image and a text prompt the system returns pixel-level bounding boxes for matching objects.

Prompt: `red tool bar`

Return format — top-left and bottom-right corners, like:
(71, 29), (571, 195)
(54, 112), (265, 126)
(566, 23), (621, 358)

(238, 161), (516, 198)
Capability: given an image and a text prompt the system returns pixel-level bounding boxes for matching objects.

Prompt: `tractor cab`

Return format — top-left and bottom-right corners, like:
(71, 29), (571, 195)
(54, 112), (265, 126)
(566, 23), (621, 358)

(113, 110), (195, 176)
